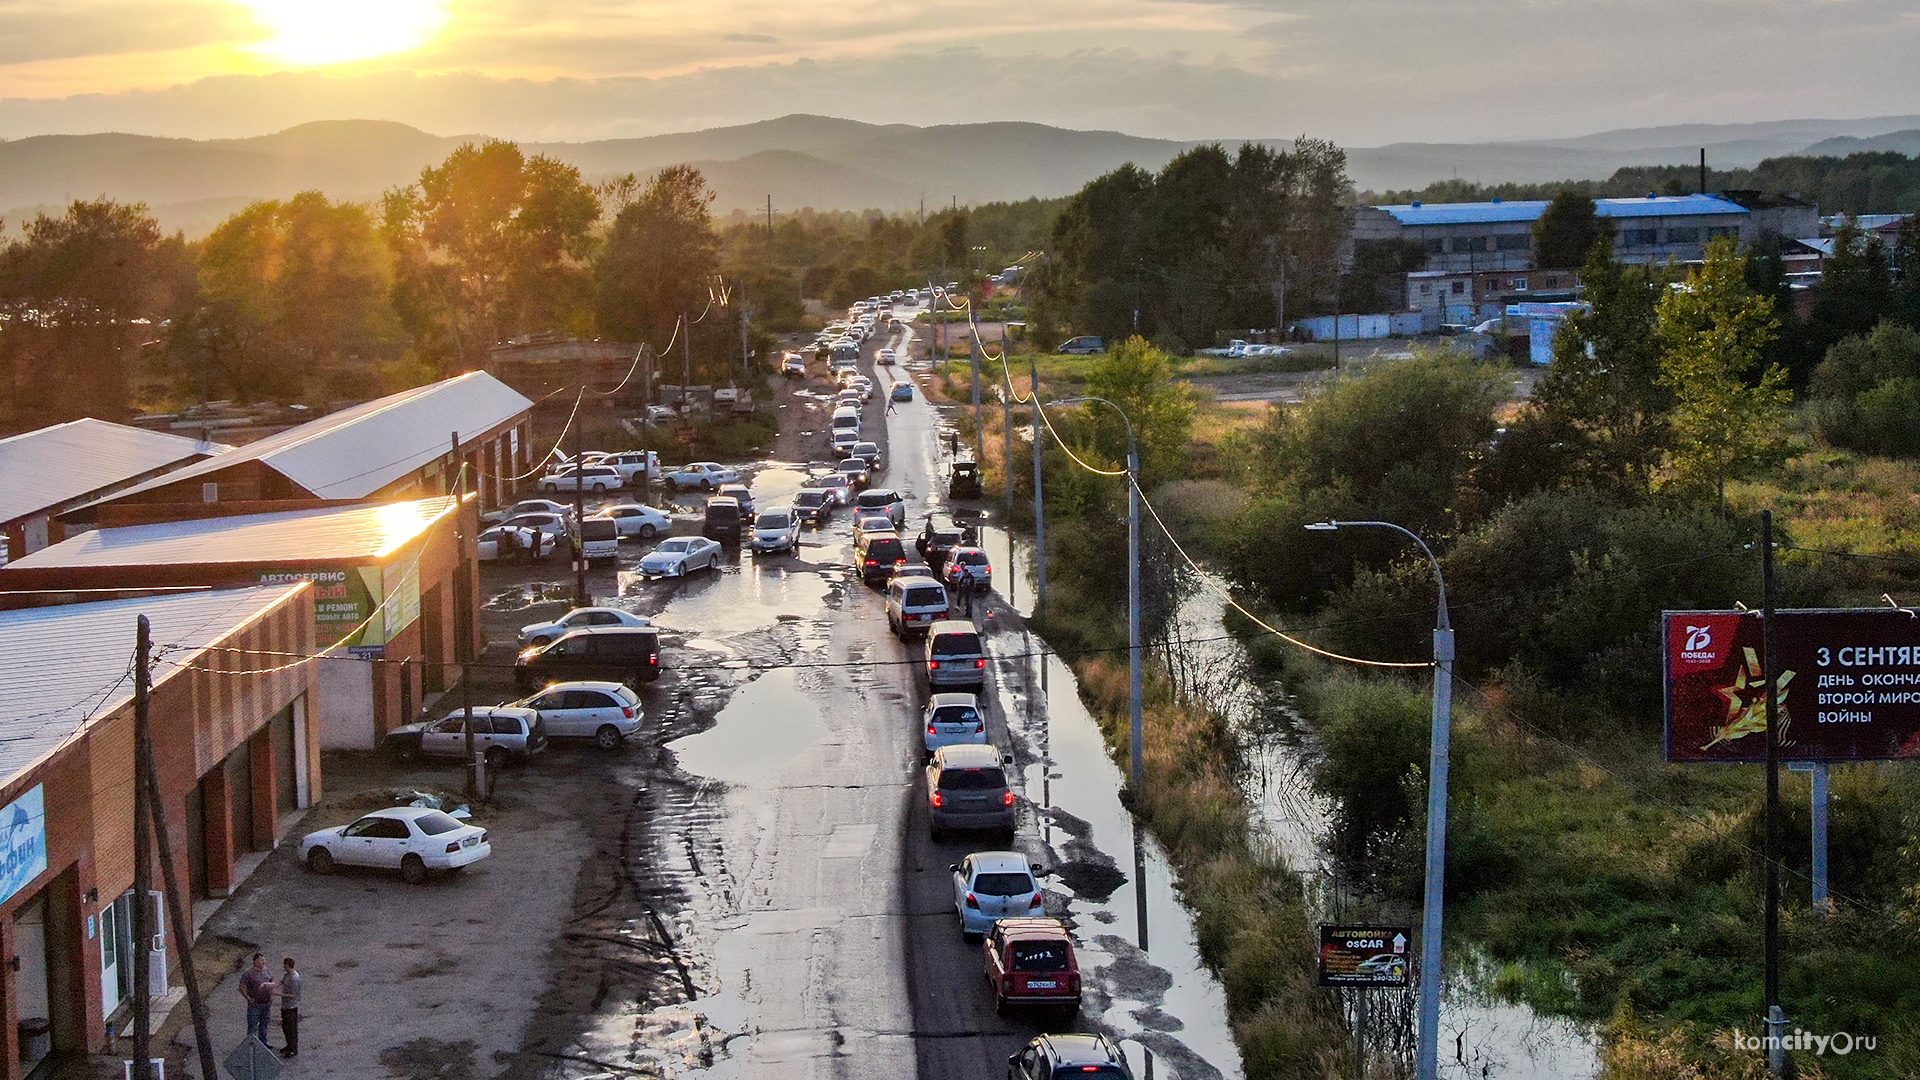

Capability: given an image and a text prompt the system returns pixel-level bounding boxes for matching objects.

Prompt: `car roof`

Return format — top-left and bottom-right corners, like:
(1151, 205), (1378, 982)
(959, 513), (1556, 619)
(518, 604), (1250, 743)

(559, 625), (657, 637)
(928, 619), (979, 634)
(935, 743), (1001, 767)
(362, 806), (443, 821)
(530, 679), (635, 694)
(858, 488), (898, 499)
(706, 496), (739, 507)
(994, 918), (1070, 941)
(927, 692), (978, 708)
(1044, 1034), (1122, 1066)
(966, 851), (1032, 874)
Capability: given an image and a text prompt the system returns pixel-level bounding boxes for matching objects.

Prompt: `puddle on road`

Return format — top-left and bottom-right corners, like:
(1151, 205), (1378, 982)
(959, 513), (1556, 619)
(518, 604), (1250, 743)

(484, 580), (575, 611)
(669, 668), (826, 788)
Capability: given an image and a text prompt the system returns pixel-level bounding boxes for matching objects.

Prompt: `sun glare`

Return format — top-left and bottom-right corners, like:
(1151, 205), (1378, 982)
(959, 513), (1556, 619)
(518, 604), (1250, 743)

(244, 0), (446, 66)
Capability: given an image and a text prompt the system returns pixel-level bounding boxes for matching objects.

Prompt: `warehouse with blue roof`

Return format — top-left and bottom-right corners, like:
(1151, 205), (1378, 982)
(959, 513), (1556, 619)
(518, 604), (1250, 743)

(1352, 194), (1756, 273)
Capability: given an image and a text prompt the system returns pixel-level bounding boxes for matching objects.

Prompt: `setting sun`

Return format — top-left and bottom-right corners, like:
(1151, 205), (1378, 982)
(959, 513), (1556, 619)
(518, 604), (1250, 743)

(243, 0), (447, 66)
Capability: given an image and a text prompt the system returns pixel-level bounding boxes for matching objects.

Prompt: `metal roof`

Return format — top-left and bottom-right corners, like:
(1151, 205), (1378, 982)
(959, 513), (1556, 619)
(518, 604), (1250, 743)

(4, 496), (460, 570)
(0, 419), (225, 525)
(1376, 195), (1748, 226)
(0, 585), (304, 785)
(97, 372), (532, 503)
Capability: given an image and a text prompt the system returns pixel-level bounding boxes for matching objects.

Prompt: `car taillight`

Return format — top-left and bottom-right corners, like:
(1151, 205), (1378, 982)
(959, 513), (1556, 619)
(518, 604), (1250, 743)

(930, 792), (944, 807)
(983, 565), (992, 573)
(1002, 791), (1015, 806)
(446, 842), (462, 853)
(964, 893), (980, 909)
(1029, 893), (1044, 907)
(928, 660), (938, 671)
(480, 832), (488, 843)
(975, 658), (987, 668)
(974, 722), (984, 733)
(865, 559), (876, 566)
(622, 706), (635, 718)
(649, 655), (659, 665)
(927, 724), (937, 735)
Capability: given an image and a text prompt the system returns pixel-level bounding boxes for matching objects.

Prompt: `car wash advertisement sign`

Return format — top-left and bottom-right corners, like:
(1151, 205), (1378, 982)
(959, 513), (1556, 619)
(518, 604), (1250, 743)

(0, 786), (47, 906)
(1664, 609), (1920, 763)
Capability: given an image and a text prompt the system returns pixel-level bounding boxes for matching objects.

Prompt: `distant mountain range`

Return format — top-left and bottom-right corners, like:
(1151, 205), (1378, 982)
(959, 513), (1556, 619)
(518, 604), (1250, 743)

(3, 113), (1916, 237)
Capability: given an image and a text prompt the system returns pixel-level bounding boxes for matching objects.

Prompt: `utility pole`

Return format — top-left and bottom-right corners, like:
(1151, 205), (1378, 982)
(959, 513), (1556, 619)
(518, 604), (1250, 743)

(682, 308), (694, 432)
(132, 616), (152, 1080)
(739, 300), (751, 386)
(1003, 356), (1014, 515)
(1030, 354), (1046, 613)
(572, 366), (588, 609)
(453, 431), (479, 797)
(766, 194), (774, 235)
(1762, 509), (1785, 1074)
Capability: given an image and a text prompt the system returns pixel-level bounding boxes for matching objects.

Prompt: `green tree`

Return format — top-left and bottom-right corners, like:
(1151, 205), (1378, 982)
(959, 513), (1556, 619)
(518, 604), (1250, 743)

(1807, 320), (1920, 456)
(1532, 190), (1614, 270)
(1806, 219), (1895, 363)
(1077, 336), (1196, 484)
(1655, 237), (1791, 507)
(593, 165), (720, 363)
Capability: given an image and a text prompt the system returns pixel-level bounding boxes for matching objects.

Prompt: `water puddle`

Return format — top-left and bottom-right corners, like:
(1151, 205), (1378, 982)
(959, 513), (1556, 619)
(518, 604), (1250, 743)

(670, 668), (826, 787)
(484, 580), (576, 611)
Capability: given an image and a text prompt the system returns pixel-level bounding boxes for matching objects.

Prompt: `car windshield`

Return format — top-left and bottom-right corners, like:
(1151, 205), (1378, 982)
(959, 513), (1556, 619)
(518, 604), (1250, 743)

(820, 476), (846, 487)
(1011, 941), (1071, 971)
(938, 767), (1006, 790)
(931, 633), (982, 656)
(413, 812), (465, 836)
(795, 492), (826, 506)
(759, 513), (791, 529)
(655, 539), (692, 553)
(857, 493), (891, 507)
(971, 872), (1034, 896)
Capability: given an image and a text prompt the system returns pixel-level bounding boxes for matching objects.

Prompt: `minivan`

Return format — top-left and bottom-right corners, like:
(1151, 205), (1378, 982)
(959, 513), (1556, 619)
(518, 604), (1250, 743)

(887, 574), (951, 639)
(926, 743), (1014, 840)
(855, 531), (907, 585)
(515, 626), (661, 691)
(855, 488), (905, 527)
(579, 517), (620, 564)
(702, 496), (744, 545)
(831, 406), (861, 439)
(925, 619), (987, 690)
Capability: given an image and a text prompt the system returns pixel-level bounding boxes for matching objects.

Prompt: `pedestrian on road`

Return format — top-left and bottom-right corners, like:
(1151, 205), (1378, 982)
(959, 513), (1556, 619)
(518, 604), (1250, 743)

(953, 564), (976, 618)
(238, 953), (276, 1047)
(277, 957), (302, 1058)
(886, 393), (897, 415)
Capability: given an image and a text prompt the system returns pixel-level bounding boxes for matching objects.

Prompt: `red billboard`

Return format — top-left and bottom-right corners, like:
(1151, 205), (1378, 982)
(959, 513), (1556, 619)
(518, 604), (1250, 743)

(1665, 609), (1920, 762)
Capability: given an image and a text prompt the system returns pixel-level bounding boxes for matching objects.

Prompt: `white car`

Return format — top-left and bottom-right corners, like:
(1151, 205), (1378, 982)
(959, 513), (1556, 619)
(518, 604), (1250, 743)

(853, 513), (895, 544)
(591, 503), (671, 539)
(666, 462), (741, 490)
(512, 680), (644, 749)
(645, 405), (680, 425)
(923, 692), (987, 757)
(519, 607), (652, 648)
(831, 429), (862, 456)
(638, 535), (725, 576)
(782, 353), (807, 376)
(477, 525), (558, 561)
(485, 498), (570, 525)
(302, 806), (490, 885)
(952, 851), (1045, 936)
(541, 464), (622, 494)
(811, 473), (852, 506)
(499, 511), (570, 537)
(601, 450), (659, 485)
(751, 507), (801, 554)
(876, 348), (896, 365)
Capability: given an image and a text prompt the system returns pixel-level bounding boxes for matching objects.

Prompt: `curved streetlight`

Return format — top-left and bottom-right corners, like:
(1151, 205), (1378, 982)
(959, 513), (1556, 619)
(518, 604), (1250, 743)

(1305, 519), (1452, 1080)
(1050, 395), (1143, 789)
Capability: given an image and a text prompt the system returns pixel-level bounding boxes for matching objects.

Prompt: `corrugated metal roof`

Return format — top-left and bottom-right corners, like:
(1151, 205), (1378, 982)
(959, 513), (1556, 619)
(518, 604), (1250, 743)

(97, 372), (532, 503)
(0, 419), (225, 525)
(1377, 195), (1748, 226)
(0, 585), (303, 785)
(4, 496), (460, 570)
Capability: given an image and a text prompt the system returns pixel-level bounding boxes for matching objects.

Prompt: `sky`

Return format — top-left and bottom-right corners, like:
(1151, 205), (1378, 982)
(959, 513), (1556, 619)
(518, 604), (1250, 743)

(0, 0), (1917, 144)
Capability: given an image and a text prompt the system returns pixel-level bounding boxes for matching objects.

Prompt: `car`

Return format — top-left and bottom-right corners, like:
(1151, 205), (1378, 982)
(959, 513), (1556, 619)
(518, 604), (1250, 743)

(645, 404), (680, 425)
(702, 496), (744, 545)
(1056, 335), (1105, 355)
(1355, 954), (1409, 979)
(811, 473), (852, 506)
(600, 450), (659, 486)
(476, 525), (558, 562)
(886, 574), (950, 639)
(942, 547), (993, 592)
(485, 498), (571, 525)
(515, 625), (662, 691)
(854, 531), (907, 585)
(830, 405), (861, 440)
(579, 517), (620, 563)
(948, 460), (983, 500)
(876, 347), (896, 364)
(891, 382), (914, 402)
(590, 503), (672, 539)
(850, 442), (883, 472)
(927, 744), (1014, 841)
(500, 511), (571, 538)
(984, 918), (1080, 1017)
(916, 516), (972, 571)
(638, 535), (725, 576)
(716, 483), (756, 518)
(853, 513), (896, 544)
(751, 507), (802, 553)
(541, 464), (622, 494)
(519, 606), (651, 648)
(831, 429), (862, 456)
(1008, 1034), (1132, 1080)
(302, 806), (490, 885)
(923, 691), (986, 757)
(782, 352), (807, 376)
(853, 488), (904, 527)
(951, 851), (1044, 936)
(835, 389), (863, 409)
(792, 489), (832, 525)
(926, 619), (987, 691)
(512, 681), (644, 749)
(381, 707), (547, 769)
(837, 458), (870, 489)
(665, 462), (741, 490)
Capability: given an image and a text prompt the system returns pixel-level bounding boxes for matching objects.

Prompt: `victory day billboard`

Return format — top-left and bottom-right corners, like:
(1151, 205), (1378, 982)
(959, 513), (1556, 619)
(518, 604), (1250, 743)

(1665, 609), (1920, 763)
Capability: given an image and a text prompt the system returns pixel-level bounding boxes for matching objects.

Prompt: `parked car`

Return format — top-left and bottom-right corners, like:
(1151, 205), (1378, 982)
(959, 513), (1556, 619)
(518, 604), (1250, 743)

(891, 382), (914, 402)
(854, 488), (905, 527)
(381, 708), (547, 768)
(923, 691), (986, 757)
(302, 807), (489, 885)
(853, 513), (896, 544)
(837, 458), (870, 489)
(948, 460), (984, 500)
(519, 606), (651, 648)
(499, 511), (570, 538)
(476, 525), (557, 562)
(926, 619), (987, 691)
(850, 442), (883, 472)
(854, 531), (907, 585)
(702, 496), (744, 545)
(792, 489), (832, 525)
(716, 483), (756, 518)
(590, 503), (671, 540)
(645, 404), (680, 425)
(942, 547), (993, 592)
(580, 517), (620, 563)
(984, 918), (1080, 1017)
(484, 498), (570, 525)
(637, 536), (725, 576)
(515, 625), (662, 691)
(1007, 1034), (1131, 1080)
(1057, 336), (1106, 355)
(886, 574), (951, 639)
(751, 507), (801, 553)
(951, 851), (1044, 936)
(600, 450), (660, 486)
(926, 743), (1014, 841)
(541, 464), (622, 494)
(916, 516), (972, 571)
(511, 680), (644, 749)
(665, 462), (740, 490)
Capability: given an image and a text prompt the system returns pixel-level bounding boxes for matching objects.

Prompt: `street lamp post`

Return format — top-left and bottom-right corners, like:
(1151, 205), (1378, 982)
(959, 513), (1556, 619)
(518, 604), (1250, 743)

(1305, 519), (1452, 1080)
(1049, 396), (1143, 789)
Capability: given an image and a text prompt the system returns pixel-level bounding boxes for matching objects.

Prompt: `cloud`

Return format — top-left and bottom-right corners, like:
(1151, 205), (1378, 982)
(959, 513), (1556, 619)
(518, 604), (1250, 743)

(723, 33), (779, 44)
(0, 0), (253, 66)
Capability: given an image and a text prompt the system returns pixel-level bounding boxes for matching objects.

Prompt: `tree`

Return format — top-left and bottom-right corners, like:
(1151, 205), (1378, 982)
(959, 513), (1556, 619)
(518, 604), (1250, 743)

(1892, 215), (1920, 329)
(1806, 219), (1895, 363)
(1807, 321), (1920, 456)
(593, 165), (720, 364)
(1655, 237), (1791, 507)
(1532, 190), (1613, 270)
(1078, 336), (1196, 484)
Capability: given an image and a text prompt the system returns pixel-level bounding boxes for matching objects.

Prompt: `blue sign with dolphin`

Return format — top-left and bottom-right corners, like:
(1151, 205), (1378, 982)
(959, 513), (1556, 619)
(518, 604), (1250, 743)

(0, 786), (47, 906)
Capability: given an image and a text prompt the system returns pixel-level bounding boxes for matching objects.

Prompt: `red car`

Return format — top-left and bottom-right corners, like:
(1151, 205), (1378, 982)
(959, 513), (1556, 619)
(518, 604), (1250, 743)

(983, 918), (1080, 1018)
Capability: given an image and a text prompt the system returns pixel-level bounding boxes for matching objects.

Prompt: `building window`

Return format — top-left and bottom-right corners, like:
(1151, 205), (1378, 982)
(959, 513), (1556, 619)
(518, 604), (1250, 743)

(1455, 237), (1488, 253)
(1425, 238), (1445, 254)
(1420, 282), (1433, 295)
(1512, 277), (1529, 291)
(1666, 226), (1701, 243)
(1451, 280), (1466, 294)
(1623, 228), (1659, 246)
(1707, 225), (1739, 240)
(1496, 234), (1532, 251)
(1543, 276), (1560, 288)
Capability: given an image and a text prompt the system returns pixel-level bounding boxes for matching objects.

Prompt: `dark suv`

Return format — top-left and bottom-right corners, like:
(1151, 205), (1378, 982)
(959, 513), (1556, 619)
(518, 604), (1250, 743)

(916, 514), (974, 572)
(515, 626), (661, 691)
(855, 532), (907, 585)
(702, 496), (744, 545)
(1008, 1033), (1132, 1080)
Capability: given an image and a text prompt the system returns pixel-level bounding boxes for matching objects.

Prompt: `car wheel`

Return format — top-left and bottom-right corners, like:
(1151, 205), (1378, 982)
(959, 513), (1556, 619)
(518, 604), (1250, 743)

(595, 725), (624, 751)
(305, 847), (334, 875)
(484, 746), (507, 771)
(995, 993), (1010, 1017)
(591, 483), (605, 493)
(531, 635), (552, 647)
(400, 854), (428, 886)
(542, 483), (558, 494)
(639, 523), (657, 539)
(702, 479), (714, 490)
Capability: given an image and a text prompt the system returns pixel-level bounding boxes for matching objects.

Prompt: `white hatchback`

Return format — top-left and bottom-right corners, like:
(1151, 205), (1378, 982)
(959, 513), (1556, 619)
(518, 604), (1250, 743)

(303, 806), (490, 885)
(952, 851), (1045, 936)
(923, 692), (987, 757)
(512, 681), (643, 749)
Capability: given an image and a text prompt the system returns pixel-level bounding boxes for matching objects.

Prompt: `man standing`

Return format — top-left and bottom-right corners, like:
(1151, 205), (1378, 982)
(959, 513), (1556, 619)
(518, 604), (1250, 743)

(278, 957), (302, 1058)
(237, 953), (276, 1047)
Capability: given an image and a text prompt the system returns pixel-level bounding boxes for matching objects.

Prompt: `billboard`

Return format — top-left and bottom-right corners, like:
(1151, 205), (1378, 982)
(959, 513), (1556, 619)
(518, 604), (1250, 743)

(1316, 925), (1411, 988)
(0, 785), (47, 907)
(1664, 609), (1920, 762)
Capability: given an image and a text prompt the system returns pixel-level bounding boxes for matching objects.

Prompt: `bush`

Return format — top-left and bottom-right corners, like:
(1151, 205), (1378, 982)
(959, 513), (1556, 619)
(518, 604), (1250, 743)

(1808, 321), (1920, 456)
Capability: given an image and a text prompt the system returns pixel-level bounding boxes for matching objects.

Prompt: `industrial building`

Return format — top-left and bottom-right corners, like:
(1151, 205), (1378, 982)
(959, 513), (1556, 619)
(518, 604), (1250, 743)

(1406, 267), (1585, 329)
(1, 496), (478, 750)
(0, 585), (318, 1077)
(1354, 194), (1757, 273)
(0, 420), (225, 563)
